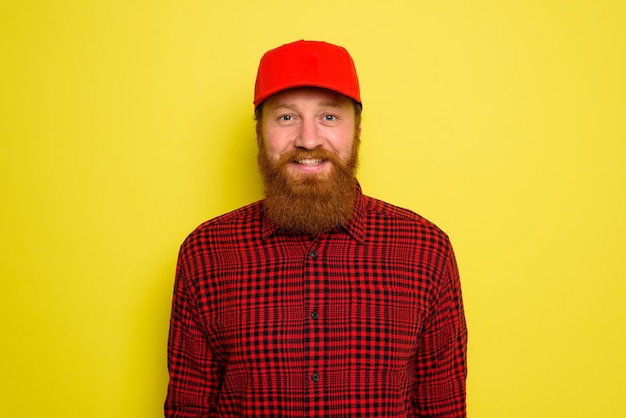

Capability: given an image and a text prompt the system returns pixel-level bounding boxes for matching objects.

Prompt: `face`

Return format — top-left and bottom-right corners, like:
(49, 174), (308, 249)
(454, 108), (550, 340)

(256, 87), (362, 234)
(258, 87), (360, 180)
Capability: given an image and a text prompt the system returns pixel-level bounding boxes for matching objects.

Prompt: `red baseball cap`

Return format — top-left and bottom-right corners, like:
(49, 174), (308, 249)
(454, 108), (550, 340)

(254, 40), (361, 109)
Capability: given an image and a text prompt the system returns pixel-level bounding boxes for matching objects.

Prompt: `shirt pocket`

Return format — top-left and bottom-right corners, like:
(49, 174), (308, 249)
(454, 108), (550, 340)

(348, 284), (428, 371)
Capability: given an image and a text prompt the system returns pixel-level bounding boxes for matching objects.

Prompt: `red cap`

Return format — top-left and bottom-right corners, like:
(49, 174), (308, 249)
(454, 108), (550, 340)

(254, 40), (361, 108)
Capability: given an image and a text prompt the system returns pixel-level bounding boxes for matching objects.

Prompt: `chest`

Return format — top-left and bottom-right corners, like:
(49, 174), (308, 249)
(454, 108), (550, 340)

(194, 236), (437, 369)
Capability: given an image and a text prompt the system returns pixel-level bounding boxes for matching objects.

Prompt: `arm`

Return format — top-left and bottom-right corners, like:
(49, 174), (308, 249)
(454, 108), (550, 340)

(164, 250), (222, 418)
(414, 245), (468, 417)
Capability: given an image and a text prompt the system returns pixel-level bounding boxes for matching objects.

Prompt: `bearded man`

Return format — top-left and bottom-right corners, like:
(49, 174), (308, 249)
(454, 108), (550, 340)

(165, 40), (467, 417)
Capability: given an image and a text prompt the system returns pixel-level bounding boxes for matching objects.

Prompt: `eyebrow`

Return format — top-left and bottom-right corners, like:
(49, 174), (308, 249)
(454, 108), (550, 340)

(318, 101), (343, 108)
(269, 101), (344, 111)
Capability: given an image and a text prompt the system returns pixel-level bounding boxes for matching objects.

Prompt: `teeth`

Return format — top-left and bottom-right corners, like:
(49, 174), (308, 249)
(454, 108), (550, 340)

(297, 158), (323, 166)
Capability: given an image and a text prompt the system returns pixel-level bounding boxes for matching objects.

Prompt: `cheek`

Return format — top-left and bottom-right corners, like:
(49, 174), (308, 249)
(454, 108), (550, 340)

(332, 129), (357, 159)
(261, 132), (288, 162)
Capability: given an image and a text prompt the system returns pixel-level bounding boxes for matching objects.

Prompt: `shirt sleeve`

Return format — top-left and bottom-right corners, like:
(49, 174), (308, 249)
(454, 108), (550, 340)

(413, 243), (468, 417)
(164, 247), (221, 418)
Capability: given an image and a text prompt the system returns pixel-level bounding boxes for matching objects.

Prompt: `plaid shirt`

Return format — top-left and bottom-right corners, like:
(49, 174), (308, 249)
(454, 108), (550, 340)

(165, 185), (467, 417)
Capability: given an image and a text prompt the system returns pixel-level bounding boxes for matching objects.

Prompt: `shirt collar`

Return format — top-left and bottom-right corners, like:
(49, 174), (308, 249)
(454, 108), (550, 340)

(261, 182), (366, 245)
(341, 183), (366, 244)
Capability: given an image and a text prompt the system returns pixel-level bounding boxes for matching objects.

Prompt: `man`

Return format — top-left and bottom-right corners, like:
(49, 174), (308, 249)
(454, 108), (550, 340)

(165, 40), (467, 417)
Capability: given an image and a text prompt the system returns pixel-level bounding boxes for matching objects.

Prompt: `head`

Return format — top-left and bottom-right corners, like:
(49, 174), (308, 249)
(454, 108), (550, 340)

(254, 40), (363, 235)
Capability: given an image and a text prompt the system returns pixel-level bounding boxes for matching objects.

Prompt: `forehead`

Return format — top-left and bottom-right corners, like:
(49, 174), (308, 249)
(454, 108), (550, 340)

(264, 87), (353, 110)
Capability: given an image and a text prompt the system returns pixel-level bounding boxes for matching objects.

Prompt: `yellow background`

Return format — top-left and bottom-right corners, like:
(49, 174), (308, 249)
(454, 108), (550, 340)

(2, 1), (625, 416)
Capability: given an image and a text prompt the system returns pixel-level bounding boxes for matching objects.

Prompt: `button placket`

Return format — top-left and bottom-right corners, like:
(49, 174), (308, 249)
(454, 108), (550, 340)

(304, 243), (323, 388)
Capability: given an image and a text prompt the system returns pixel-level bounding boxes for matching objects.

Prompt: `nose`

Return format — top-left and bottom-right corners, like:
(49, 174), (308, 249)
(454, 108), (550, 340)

(293, 117), (322, 150)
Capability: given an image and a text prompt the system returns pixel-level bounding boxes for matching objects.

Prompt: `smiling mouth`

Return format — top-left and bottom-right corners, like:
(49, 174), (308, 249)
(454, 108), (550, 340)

(295, 158), (324, 166)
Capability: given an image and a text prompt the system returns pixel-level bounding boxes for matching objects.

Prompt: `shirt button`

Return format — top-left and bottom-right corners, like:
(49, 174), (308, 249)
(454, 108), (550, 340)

(311, 373), (320, 382)
(310, 251), (318, 259)
(311, 310), (319, 320)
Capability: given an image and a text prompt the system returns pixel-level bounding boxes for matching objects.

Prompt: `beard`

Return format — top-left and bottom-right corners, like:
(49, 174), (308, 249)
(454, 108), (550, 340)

(257, 135), (360, 235)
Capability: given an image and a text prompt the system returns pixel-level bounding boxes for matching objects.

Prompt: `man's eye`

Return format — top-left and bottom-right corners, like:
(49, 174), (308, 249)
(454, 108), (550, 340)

(279, 115), (293, 121)
(323, 115), (338, 122)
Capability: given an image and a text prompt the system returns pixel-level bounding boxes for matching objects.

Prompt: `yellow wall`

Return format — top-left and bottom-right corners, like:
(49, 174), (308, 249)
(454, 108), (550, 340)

(2, 1), (624, 416)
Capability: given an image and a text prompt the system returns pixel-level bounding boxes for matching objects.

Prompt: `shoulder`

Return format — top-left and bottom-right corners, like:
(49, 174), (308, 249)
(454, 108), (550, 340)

(195, 200), (264, 230)
(361, 194), (444, 230)
(359, 194), (452, 247)
(181, 200), (264, 250)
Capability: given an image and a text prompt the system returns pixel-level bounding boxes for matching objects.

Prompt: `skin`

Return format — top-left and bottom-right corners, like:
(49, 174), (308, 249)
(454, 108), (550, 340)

(258, 87), (361, 179)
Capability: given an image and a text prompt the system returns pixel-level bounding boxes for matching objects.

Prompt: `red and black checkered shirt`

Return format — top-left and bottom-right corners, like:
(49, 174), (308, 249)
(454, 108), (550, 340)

(165, 185), (467, 417)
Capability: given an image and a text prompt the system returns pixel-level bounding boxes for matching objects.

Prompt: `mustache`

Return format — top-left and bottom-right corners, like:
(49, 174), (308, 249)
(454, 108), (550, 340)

(277, 148), (343, 166)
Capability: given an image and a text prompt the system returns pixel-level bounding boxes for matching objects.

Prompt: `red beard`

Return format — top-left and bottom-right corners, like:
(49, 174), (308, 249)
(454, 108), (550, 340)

(257, 136), (360, 235)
